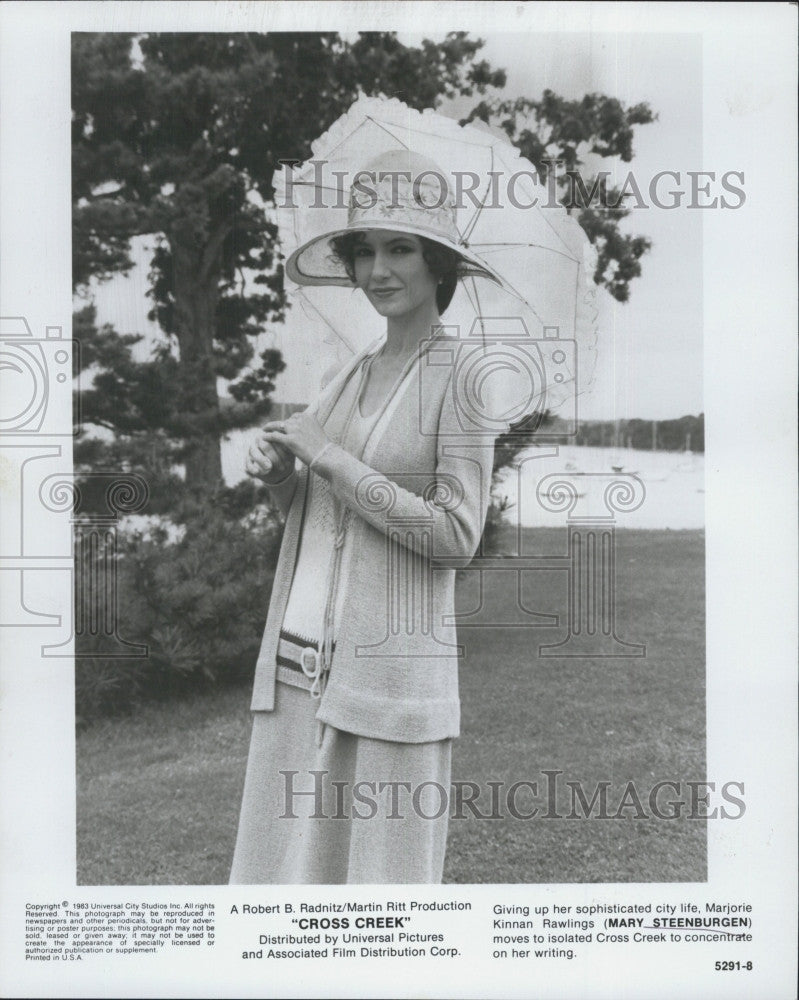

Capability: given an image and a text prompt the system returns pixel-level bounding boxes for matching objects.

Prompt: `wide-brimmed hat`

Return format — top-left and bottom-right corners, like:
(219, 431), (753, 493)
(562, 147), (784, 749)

(284, 149), (505, 288)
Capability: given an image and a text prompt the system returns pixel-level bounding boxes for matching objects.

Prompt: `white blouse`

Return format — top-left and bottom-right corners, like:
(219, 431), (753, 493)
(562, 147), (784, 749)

(279, 367), (383, 649)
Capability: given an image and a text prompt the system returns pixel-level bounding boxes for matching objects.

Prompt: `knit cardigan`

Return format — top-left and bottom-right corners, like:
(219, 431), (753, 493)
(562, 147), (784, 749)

(249, 336), (496, 743)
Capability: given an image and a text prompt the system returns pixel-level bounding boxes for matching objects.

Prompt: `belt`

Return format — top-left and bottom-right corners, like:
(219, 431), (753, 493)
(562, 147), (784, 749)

(276, 629), (335, 698)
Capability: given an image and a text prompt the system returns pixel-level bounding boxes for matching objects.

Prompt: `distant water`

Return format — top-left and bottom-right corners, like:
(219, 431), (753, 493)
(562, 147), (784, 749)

(496, 445), (704, 530)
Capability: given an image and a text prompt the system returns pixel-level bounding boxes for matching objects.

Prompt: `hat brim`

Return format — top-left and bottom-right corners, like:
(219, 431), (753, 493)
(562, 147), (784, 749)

(285, 222), (506, 290)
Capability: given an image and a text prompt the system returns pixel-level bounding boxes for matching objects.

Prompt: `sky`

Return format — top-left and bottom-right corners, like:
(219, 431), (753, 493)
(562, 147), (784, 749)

(455, 31), (704, 420)
(90, 30), (705, 421)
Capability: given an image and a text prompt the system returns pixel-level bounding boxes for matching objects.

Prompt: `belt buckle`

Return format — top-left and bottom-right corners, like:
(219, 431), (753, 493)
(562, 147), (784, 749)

(300, 646), (321, 680)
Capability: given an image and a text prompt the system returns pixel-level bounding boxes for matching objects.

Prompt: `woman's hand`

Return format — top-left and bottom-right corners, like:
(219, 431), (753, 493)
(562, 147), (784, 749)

(260, 410), (332, 468)
(246, 432), (295, 484)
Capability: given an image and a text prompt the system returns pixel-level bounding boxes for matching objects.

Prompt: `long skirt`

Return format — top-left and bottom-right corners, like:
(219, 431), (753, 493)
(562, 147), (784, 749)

(229, 681), (452, 884)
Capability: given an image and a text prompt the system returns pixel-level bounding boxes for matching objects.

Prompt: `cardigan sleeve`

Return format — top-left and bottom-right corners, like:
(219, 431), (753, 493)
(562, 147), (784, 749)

(265, 466), (299, 516)
(310, 378), (495, 563)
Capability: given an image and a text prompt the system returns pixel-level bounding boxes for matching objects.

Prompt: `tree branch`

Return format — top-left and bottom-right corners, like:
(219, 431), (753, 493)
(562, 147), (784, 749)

(82, 417), (123, 433)
(199, 220), (233, 284)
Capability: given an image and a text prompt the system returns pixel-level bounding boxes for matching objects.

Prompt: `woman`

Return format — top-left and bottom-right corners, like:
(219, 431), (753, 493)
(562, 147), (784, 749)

(229, 151), (501, 885)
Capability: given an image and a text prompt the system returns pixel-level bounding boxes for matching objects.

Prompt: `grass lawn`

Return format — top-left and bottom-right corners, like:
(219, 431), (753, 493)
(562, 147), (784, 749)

(76, 528), (705, 885)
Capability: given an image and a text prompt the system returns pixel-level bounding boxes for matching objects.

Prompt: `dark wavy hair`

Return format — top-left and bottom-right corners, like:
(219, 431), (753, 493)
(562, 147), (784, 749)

(329, 231), (463, 314)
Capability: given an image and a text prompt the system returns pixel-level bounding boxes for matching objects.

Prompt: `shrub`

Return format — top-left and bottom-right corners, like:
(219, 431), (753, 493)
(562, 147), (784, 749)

(75, 497), (282, 726)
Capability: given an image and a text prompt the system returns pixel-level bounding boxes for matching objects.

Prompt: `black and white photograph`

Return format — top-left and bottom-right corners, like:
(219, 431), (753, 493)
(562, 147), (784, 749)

(0, 3), (796, 998)
(68, 26), (708, 887)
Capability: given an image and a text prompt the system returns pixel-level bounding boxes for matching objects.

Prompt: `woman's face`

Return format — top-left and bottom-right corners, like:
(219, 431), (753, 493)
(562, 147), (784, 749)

(352, 231), (439, 319)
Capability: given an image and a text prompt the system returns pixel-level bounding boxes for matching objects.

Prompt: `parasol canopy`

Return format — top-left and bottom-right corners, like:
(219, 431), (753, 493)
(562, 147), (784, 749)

(273, 96), (599, 432)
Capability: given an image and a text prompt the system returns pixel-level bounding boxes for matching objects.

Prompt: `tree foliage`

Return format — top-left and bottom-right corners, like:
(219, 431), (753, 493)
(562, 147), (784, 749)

(75, 499), (283, 725)
(73, 303), (284, 515)
(573, 414), (704, 452)
(466, 90), (656, 302)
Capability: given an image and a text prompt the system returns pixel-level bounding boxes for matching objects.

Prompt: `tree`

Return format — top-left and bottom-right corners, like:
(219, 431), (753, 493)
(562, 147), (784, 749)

(70, 33), (660, 714)
(72, 32), (506, 493)
(72, 302), (286, 516)
(466, 90), (656, 302)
